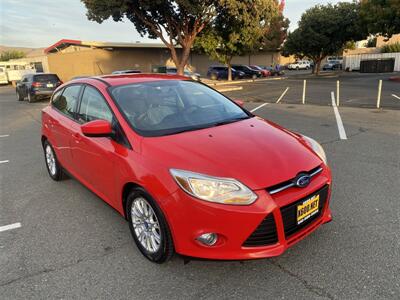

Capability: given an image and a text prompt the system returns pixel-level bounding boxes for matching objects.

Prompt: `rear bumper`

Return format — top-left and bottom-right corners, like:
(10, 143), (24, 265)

(161, 167), (332, 260)
(31, 89), (54, 96)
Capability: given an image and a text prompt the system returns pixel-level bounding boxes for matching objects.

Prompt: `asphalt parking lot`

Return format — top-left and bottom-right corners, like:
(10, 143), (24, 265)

(1, 81), (399, 299)
(223, 71), (400, 110)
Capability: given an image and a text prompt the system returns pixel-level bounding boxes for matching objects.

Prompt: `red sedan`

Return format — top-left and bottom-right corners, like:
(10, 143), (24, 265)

(41, 74), (332, 263)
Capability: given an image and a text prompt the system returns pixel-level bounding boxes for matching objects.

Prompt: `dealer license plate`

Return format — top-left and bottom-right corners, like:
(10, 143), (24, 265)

(297, 194), (319, 225)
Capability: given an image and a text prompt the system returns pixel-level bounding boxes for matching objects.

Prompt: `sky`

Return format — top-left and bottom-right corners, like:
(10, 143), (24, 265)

(1, 0), (351, 48)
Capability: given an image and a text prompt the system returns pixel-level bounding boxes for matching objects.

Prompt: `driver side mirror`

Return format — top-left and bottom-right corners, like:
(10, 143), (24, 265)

(81, 119), (112, 137)
(233, 99), (244, 107)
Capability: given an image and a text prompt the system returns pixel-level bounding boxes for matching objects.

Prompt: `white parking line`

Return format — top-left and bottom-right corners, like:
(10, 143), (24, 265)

(0, 134), (9, 138)
(250, 103), (269, 113)
(331, 92), (347, 140)
(0, 160), (9, 164)
(392, 94), (400, 100)
(276, 87), (289, 103)
(0, 222), (21, 233)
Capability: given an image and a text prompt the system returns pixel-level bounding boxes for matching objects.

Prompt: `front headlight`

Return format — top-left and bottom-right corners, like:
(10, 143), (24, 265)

(302, 135), (328, 165)
(170, 169), (257, 205)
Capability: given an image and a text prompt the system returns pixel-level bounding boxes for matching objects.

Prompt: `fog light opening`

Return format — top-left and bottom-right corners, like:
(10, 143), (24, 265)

(197, 233), (218, 246)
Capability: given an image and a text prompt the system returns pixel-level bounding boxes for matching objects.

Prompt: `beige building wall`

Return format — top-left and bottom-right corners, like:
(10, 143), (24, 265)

(47, 45), (285, 81)
(48, 47), (175, 81)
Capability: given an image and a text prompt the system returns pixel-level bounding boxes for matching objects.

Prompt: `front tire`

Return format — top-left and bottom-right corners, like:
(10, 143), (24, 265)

(43, 140), (63, 181)
(126, 188), (174, 263)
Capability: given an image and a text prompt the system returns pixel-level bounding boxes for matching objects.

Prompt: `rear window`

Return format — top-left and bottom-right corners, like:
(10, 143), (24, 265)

(34, 74), (60, 82)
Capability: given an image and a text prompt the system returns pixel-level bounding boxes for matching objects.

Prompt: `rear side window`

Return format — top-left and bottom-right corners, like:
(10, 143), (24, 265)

(34, 74), (60, 82)
(52, 85), (81, 119)
(77, 86), (113, 123)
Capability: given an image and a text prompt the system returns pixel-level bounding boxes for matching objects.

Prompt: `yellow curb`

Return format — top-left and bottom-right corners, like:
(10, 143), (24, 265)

(215, 86), (243, 92)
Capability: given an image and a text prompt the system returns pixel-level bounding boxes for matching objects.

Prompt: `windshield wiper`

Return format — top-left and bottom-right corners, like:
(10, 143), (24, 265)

(212, 116), (251, 127)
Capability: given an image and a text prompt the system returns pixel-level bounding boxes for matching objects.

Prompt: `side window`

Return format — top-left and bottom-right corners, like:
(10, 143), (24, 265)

(51, 89), (63, 104)
(77, 86), (113, 123)
(52, 85), (81, 119)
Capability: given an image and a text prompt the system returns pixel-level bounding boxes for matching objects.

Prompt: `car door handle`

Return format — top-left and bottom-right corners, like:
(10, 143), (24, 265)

(73, 133), (82, 143)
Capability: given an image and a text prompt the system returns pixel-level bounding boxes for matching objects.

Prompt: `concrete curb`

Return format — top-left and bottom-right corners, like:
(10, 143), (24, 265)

(215, 86), (243, 92)
(203, 77), (286, 87)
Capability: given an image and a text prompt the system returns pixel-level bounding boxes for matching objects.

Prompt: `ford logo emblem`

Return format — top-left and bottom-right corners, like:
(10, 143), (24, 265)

(295, 174), (311, 188)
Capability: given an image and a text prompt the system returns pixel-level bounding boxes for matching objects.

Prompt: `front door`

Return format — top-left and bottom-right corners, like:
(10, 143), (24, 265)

(70, 85), (121, 204)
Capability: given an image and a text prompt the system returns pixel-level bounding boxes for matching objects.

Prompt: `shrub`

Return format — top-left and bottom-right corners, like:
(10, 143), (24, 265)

(381, 42), (400, 53)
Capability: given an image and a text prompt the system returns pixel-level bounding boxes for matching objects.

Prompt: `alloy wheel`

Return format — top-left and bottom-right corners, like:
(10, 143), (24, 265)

(45, 145), (57, 176)
(131, 197), (162, 253)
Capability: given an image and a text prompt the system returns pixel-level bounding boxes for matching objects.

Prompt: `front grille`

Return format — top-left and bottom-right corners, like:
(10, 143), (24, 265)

(242, 214), (278, 247)
(267, 165), (323, 195)
(281, 185), (329, 238)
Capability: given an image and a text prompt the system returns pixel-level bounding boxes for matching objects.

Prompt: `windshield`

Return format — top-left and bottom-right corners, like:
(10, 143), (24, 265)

(111, 80), (250, 137)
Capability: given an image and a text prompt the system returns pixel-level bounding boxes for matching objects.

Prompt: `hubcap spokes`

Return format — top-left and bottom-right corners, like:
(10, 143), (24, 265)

(45, 146), (56, 175)
(131, 197), (161, 253)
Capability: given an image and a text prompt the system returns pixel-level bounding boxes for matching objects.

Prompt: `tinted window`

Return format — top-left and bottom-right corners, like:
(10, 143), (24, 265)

(52, 85), (81, 118)
(77, 86), (113, 123)
(111, 80), (250, 137)
(34, 74), (60, 82)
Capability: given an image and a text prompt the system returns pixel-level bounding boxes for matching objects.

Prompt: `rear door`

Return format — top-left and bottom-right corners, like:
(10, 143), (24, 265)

(48, 84), (83, 171)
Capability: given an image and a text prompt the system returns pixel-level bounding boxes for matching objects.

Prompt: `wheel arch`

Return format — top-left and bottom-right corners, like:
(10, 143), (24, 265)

(41, 135), (47, 146)
(121, 181), (144, 219)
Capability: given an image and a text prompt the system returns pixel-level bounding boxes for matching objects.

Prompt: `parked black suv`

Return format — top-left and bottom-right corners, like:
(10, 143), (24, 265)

(207, 66), (245, 80)
(231, 65), (262, 79)
(16, 73), (62, 102)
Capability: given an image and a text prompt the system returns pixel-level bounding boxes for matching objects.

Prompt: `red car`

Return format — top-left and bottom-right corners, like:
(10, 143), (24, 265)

(41, 74), (332, 263)
(250, 65), (271, 77)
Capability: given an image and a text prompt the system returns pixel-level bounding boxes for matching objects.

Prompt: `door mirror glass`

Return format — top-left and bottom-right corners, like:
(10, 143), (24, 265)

(81, 119), (112, 137)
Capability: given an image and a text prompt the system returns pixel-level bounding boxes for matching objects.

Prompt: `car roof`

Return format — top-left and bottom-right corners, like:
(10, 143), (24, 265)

(73, 73), (189, 87)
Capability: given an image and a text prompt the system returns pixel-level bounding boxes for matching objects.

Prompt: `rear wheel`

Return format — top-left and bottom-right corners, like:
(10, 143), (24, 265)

(27, 92), (35, 103)
(16, 90), (24, 101)
(126, 188), (174, 263)
(43, 140), (63, 181)
(210, 73), (218, 81)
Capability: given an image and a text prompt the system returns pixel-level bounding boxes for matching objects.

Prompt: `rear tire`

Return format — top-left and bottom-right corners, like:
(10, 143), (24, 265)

(16, 90), (24, 101)
(43, 140), (63, 181)
(27, 92), (35, 103)
(126, 187), (174, 263)
(210, 73), (218, 81)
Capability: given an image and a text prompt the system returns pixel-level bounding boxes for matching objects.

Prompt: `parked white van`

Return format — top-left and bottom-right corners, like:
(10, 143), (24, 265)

(0, 61), (36, 85)
(0, 67), (8, 84)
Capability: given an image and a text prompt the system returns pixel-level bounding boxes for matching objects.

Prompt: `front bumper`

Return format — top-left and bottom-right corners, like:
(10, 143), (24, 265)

(161, 167), (332, 260)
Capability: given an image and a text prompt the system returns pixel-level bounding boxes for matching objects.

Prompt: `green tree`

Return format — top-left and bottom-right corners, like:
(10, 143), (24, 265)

(360, 0), (400, 38)
(283, 3), (364, 75)
(262, 0), (289, 51)
(381, 42), (400, 53)
(366, 36), (377, 47)
(195, 0), (279, 81)
(0, 50), (25, 61)
(81, 0), (219, 75)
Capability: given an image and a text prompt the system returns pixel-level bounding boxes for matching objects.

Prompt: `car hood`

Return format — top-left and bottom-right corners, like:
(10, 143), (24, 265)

(141, 117), (322, 190)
